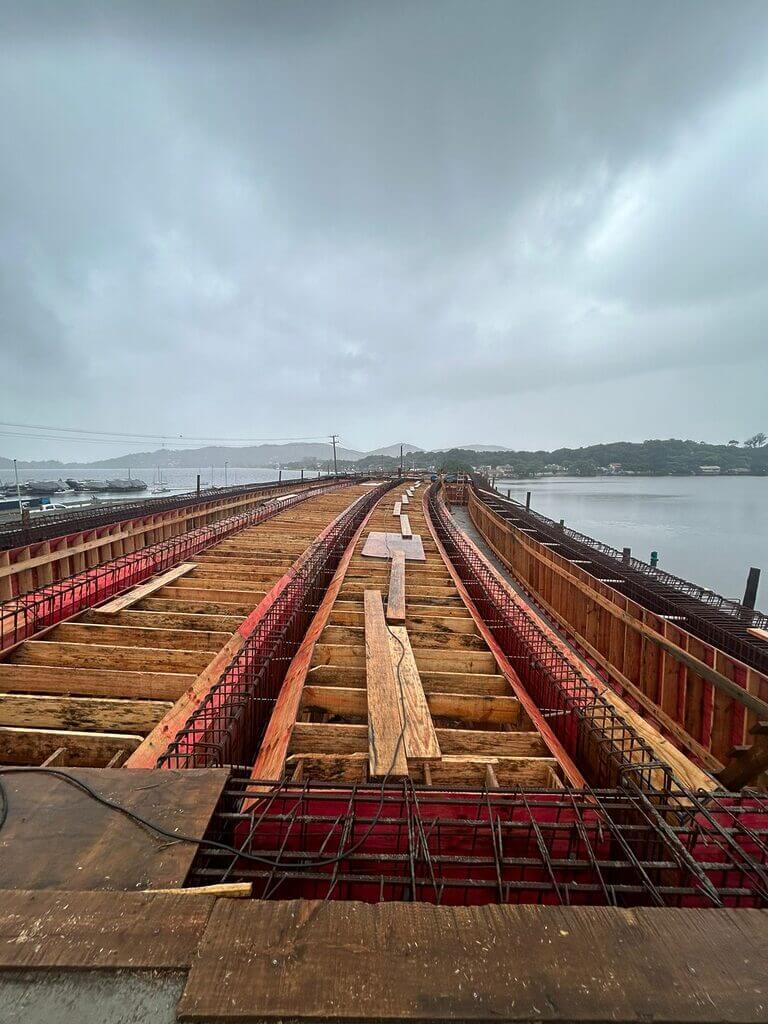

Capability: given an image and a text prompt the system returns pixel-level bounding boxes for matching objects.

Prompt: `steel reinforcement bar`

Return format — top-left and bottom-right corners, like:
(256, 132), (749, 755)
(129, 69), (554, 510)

(0, 479), (355, 653)
(157, 479), (398, 769)
(466, 483), (768, 776)
(425, 482), (677, 795)
(0, 474), (350, 551)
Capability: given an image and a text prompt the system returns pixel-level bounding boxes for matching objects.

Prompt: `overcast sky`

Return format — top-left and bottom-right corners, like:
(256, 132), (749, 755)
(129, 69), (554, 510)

(2, 1), (767, 461)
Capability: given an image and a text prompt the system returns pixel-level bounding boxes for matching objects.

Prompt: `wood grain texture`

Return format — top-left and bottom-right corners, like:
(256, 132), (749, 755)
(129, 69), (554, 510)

(97, 562), (197, 612)
(178, 900), (768, 1022)
(386, 625), (441, 761)
(364, 590), (407, 777)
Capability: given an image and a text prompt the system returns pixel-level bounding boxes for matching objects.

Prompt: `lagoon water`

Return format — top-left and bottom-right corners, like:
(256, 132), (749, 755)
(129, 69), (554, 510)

(495, 475), (768, 603)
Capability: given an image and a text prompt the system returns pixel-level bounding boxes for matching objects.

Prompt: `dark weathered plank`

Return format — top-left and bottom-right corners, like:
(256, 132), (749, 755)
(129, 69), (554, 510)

(0, 767), (228, 890)
(0, 890), (213, 969)
(178, 900), (768, 1022)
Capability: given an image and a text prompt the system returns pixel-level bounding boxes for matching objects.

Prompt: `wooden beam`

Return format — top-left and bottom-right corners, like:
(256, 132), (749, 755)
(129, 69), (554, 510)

(0, 725), (142, 766)
(97, 563), (197, 612)
(400, 514), (412, 539)
(387, 625), (441, 761)
(436, 728), (548, 757)
(385, 550), (406, 625)
(0, 693), (170, 733)
(393, 501), (402, 517)
(364, 590), (407, 777)
(0, 664), (193, 701)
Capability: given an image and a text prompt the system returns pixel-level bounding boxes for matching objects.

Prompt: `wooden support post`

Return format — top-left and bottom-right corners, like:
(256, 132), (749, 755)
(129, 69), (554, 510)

(386, 550), (406, 625)
(364, 590), (407, 778)
(743, 567), (761, 611)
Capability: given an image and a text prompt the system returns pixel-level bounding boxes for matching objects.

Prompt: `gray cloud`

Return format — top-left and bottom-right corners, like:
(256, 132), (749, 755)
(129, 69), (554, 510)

(1, 0), (767, 459)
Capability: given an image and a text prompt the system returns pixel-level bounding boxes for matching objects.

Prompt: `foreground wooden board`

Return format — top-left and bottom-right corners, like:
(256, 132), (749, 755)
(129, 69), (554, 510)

(0, 768), (228, 891)
(385, 549), (406, 624)
(386, 625), (441, 761)
(178, 900), (768, 1022)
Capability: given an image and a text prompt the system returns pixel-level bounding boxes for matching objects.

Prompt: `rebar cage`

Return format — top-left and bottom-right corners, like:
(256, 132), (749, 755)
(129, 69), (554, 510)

(188, 776), (768, 908)
(426, 482), (675, 796)
(0, 479), (352, 652)
(158, 479), (398, 769)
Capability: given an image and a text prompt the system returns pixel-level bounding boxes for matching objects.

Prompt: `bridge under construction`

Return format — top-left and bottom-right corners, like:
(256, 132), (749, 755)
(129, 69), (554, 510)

(0, 473), (766, 1023)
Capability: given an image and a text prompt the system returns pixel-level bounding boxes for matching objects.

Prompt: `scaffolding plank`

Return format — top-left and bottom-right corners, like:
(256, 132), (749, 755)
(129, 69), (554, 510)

(179, 900), (768, 1022)
(400, 514), (412, 539)
(97, 562), (197, 612)
(361, 532), (426, 562)
(392, 501), (402, 517)
(364, 590), (407, 777)
(385, 550), (406, 625)
(386, 625), (441, 761)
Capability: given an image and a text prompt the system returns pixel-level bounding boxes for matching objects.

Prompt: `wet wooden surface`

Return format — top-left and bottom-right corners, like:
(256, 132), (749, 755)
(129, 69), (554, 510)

(0, 767), (228, 890)
(0, 889), (214, 969)
(178, 900), (768, 1022)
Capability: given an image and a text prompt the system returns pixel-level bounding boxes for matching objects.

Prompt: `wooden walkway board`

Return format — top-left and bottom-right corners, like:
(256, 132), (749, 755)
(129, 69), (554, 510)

(392, 501), (402, 517)
(364, 590), (407, 777)
(400, 494), (409, 505)
(400, 514), (412, 539)
(361, 532), (426, 562)
(385, 550), (406, 625)
(98, 563), (197, 612)
(178, 899), (768, 1022)
(387, 625), (440, 761)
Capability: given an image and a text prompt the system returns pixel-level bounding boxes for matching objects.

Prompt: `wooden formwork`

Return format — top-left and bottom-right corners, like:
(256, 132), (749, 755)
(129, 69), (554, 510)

(467, 487), (768, 777)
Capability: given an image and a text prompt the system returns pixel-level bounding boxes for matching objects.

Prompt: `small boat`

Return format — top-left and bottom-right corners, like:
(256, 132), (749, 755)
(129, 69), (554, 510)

(150, 467), (172, 494)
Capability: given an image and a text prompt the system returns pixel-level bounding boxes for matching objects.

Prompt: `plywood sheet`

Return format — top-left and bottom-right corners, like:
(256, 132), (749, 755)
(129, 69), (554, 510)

(361, 532), (426, 562)
(0, 767), (228, 891)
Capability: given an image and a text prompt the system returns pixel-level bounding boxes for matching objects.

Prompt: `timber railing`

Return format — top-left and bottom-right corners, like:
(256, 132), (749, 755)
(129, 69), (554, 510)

(0, 479), (356, 654)
(465, 483), (768, 777)
(157, 479), (398, 769)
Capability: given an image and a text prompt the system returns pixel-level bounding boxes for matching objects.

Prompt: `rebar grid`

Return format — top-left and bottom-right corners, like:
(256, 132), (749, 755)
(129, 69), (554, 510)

(0, 479), (352, 652)
(186, 776), (768, 908)
(426, 483), (675, 795)
(158, 480), (398, 768)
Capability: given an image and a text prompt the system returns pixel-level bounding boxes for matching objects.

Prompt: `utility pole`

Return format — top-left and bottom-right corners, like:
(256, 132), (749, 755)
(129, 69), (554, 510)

(13, 458), (22, 517)
(224, 461), (228, 488)
(330, 434), (339, 477)
(400, 443), (403, 478)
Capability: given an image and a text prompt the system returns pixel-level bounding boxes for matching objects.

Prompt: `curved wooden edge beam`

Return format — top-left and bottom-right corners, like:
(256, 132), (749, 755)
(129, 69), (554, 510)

(241, 498), (382, 803)
(421, 488), (586, 788)
(124, 489), (373, 770)
(432, 488), (716, 793)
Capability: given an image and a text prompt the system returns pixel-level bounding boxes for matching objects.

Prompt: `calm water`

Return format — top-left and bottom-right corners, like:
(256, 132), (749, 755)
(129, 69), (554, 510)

(495, 476), (768, 603)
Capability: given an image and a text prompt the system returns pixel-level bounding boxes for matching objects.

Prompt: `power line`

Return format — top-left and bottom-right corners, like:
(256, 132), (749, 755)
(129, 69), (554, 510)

(0, 420), (333, 444)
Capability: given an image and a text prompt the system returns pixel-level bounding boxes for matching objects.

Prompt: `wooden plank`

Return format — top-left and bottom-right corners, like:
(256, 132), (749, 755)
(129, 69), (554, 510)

(361, 531), (426, 561)
(436, 727), (548, 757)
(748, 627), (768, 642)
(0, 692), (170, 733)
(0, 767), (228, 891)
(97, 562), (198, 612)
(179, 900), (768, 1022)
(400, 514), (412, 539)
(364, 590), (407, 777)
(8, 641), (215, 674)
(0, 890), (214, 969)
(400, 493), (409, 505)
(387, 625), (441, 761)
(0, 725), (142, 765)
(393, 501), (402, 516)
(0, 664), (193, 701)
(385, 550), (406, 625)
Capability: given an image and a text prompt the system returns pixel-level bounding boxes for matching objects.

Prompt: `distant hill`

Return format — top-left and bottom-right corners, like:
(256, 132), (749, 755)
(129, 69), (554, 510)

(365, 443), (423, 458)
